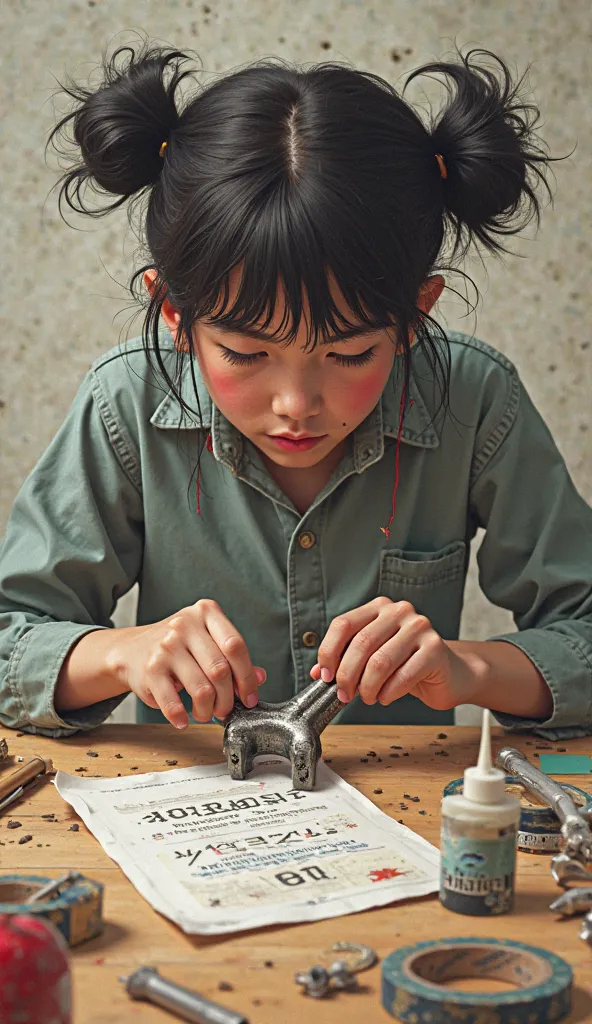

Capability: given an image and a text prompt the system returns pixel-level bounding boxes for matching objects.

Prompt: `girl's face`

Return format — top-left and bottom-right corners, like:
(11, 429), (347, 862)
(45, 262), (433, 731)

(145, 267), (443, 470)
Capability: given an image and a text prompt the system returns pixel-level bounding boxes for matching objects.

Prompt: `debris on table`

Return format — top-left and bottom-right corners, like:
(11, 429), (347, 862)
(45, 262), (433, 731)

(68, 824), (80, 832)
(86, 751), (99, 758)
(18, 834), (33, 844)
(7, 821), (22, 829)
(165, 760), (178, 766)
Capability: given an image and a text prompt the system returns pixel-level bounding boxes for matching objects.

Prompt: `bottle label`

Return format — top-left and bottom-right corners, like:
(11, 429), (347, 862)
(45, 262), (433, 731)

(439, 817), (516, 916)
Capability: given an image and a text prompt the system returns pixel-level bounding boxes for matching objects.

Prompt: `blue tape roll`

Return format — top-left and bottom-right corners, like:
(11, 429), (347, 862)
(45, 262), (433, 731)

(0, 874), (103, 947)
(443, 777), (592, 852)
(382, 937), (572, 1023)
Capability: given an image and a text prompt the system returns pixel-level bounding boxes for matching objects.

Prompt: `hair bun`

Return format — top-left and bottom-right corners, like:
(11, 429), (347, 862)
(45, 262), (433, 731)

(47, 42), (193, 214)
(407, 48), (555, 256)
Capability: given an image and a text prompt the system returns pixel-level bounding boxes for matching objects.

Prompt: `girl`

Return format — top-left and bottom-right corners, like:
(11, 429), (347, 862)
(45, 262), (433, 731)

(1, 42), (591, 740)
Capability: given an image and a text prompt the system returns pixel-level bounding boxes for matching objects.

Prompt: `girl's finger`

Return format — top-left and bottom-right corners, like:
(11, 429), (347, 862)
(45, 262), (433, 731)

(191, 681), (217, 723)
(148, 677), (189, 729)
(377, 647), (436, 705)
(171, 649), (235, 720)
(309, 663), (321, 679)
(201, 603), (261, 709)
(316, 602), (385, 688)
(334, 602), (420, 703)
(357, 617), (434, 704)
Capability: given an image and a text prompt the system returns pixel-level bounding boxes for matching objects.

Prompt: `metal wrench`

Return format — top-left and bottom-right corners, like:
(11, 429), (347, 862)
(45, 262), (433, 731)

(496, 746), (592, 886)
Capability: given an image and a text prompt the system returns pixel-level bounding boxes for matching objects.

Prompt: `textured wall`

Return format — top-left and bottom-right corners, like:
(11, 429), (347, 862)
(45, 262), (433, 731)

(1, 1), (590, 725)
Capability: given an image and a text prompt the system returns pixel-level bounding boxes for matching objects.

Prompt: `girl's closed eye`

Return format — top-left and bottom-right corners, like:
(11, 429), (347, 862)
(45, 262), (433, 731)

(218, 344), (378, 368)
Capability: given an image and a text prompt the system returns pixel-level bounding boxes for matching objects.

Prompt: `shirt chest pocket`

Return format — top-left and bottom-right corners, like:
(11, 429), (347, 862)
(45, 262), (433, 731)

(377, 540), (468, 641)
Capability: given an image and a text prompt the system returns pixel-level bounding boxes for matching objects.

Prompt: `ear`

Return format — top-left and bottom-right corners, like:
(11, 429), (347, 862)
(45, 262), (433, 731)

(143, 270), (190, 353)
(417, 274), (445, 315)
(407, 275), (445, 347)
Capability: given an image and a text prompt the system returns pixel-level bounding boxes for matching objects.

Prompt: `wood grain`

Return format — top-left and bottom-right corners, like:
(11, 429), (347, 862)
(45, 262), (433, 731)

(1, 725), (591, 1022)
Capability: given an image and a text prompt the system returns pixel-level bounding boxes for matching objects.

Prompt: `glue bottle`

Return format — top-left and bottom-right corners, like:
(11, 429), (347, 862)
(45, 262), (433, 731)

(439, 708), (521, 916)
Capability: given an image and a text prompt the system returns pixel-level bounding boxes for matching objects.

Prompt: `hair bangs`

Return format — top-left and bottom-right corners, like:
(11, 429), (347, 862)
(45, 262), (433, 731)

(177, 180), (399, 351)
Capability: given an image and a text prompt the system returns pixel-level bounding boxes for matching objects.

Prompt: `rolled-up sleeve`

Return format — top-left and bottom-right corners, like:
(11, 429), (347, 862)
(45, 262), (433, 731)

(470, 372), (592, 739)
(0, 371), (144, 736)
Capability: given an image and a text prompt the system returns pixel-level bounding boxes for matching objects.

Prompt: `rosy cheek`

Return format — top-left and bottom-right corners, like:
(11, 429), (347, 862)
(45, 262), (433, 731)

(341, 365), (389, 417)
(205, 367), (259, 415)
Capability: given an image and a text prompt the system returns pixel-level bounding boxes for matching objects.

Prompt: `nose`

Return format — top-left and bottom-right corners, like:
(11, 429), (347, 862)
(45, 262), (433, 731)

(271, 373), (322, 423)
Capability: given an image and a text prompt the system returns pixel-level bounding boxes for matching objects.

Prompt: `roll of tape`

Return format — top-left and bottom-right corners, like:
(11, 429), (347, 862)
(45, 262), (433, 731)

(0, 874), (103, 947)
(382, 937), (572, 1023)
(443, 777), (592, 853)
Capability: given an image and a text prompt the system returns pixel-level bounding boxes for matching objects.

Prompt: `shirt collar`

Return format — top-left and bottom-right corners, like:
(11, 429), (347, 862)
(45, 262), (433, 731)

(150, 342), (439, 452)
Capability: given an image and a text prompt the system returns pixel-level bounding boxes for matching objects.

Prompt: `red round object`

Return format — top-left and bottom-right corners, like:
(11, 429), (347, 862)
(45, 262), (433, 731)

(0, 913), (71, 1023)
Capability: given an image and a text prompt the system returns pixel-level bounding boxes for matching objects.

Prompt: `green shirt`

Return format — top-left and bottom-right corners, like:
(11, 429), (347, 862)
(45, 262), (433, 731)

(1, 329), (591, 739)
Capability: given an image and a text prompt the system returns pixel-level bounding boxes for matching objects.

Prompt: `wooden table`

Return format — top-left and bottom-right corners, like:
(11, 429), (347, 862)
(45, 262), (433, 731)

(1, 725), (592, 1022)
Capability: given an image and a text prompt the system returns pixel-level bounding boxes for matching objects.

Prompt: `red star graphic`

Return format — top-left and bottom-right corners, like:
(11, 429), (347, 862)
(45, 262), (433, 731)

(369, 867), (407, 882)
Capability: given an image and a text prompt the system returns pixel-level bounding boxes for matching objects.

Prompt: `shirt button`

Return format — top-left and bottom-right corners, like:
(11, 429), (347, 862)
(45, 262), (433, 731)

(302, 631), (318, 648)
(298, 531), (316, 550)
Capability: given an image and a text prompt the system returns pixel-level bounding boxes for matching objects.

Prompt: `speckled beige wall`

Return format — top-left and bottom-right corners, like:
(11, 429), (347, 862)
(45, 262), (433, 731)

(1, 0), (590, 724)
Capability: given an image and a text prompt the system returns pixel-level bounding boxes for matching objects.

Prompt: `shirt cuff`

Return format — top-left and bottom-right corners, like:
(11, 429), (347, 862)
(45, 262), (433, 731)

(4, 621), (128, 737)
(488, 628), (592, 740)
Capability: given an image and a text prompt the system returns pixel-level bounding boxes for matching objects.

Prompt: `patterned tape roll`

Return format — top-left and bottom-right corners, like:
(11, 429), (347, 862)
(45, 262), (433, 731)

(443, 777), (592, 852)
(382, 937), (572, 1023)
(0, 874), (103, 947)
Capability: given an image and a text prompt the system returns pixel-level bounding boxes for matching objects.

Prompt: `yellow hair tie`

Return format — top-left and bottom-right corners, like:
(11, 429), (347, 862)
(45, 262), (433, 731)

(159, 140), (168, 158)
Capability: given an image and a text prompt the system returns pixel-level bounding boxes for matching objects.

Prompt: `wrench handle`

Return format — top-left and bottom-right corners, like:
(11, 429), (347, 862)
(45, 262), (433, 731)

(123, 968), (249, 1024)
(496, 746), (590, 840)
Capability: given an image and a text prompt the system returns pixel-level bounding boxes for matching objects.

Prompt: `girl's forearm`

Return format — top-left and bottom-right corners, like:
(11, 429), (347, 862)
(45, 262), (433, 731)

(55, 629), (130, 712)
(446, 639), (554, 721)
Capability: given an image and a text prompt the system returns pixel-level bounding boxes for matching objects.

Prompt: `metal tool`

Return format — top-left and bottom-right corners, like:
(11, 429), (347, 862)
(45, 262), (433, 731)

(550, 887), (592, 949)
(120, 967), (249, 1024)
(0, 755), (53, 814)
(295, 942), (377, 998)
(223, 678), (344, 790)
(496, 746), (592, 886)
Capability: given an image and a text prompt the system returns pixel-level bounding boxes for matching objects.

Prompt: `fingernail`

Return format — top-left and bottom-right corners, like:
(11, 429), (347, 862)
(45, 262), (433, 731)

(337, 688), (349, 703)
(311, 663), (319, 675)
(175, 720), (188, 730)
(246, 693), (259, 708)
(321, 667), (334, 683)
(255, 668), (267, 683)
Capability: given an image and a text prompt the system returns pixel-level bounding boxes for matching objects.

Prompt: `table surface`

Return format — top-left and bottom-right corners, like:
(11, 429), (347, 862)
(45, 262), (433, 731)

(1, 724), (592, 1023)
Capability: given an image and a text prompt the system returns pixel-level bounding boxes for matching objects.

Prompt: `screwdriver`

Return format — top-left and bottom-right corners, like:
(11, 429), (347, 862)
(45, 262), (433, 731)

(119, 966), (249, 1024)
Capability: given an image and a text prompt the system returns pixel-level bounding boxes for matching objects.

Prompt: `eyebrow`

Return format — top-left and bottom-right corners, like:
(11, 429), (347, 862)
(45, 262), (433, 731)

(210, 322), (382, 344)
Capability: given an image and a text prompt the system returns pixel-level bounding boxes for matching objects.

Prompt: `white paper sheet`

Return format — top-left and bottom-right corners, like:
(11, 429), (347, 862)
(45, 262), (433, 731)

(55, 757), (439, 934)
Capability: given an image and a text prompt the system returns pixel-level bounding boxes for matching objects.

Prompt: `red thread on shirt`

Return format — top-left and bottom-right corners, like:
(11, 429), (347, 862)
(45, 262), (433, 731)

(196, 433), (214, 515)
(379, 393), (414, 540)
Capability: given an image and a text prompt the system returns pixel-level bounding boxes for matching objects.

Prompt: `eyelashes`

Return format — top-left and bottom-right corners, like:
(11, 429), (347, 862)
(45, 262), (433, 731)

(218, 345), (378, 368)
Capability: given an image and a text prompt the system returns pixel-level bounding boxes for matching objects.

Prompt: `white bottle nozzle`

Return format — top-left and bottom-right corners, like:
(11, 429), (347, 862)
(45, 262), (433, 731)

(477, 706), (493, 772)
(463, 709), (506, 804)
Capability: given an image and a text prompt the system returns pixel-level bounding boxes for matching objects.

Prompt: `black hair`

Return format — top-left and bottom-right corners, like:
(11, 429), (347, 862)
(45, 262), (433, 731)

(46, 36), (557, 455)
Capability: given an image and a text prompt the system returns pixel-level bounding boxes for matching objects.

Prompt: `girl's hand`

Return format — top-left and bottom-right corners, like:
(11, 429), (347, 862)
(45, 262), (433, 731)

(310, 597), (470, 710)
(105, 599), (266, 728)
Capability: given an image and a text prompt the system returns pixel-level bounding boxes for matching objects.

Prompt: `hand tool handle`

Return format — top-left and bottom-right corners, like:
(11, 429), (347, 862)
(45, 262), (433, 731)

(496, 746), (589, 838)
(123, 967), (249, 1024)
